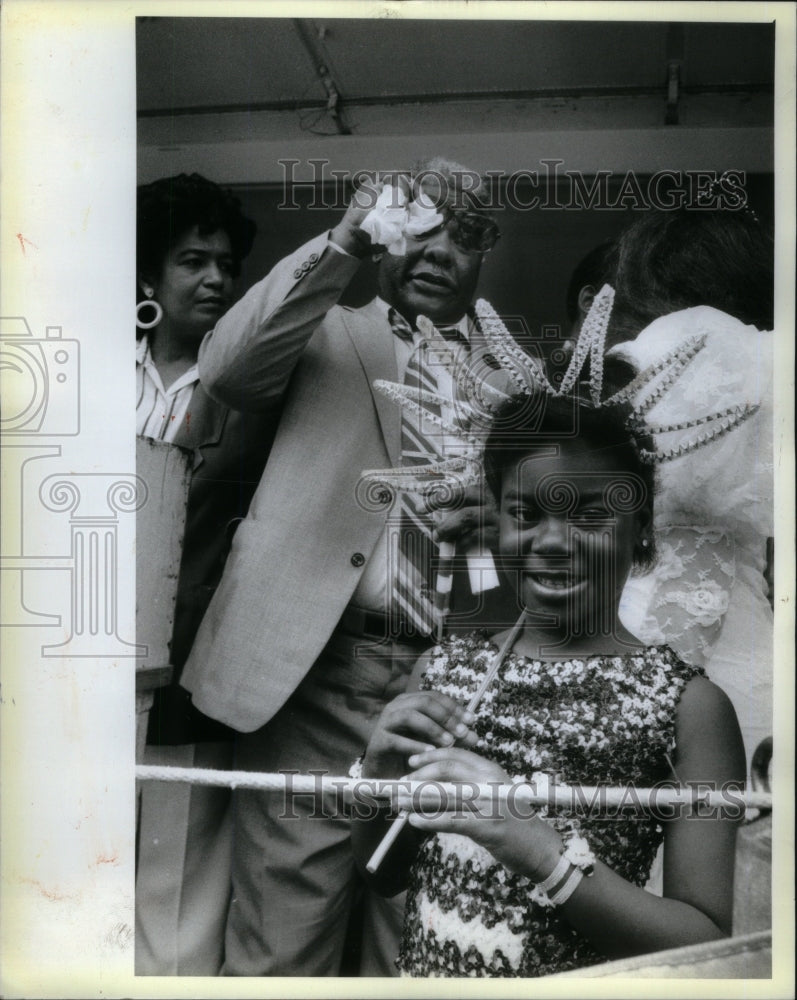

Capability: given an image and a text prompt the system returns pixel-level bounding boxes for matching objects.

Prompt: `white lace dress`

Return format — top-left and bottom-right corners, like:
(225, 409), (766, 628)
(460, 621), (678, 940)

(611, 306), (773, 772)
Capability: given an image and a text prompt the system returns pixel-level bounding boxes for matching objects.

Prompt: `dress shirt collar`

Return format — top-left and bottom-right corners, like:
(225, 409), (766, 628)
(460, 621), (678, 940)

(374, 297), (472, 345)
(136, 335), (199, 396)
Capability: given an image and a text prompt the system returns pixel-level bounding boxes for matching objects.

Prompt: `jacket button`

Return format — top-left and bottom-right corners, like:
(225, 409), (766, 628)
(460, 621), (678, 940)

(350, 552), (365, 567)
(301, 260), (311, 272)
(308, 252), (319, 264)
(293, 268), (302, 279)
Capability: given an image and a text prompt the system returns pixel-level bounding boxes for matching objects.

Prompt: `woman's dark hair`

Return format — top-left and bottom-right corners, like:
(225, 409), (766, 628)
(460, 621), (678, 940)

(137, 172), (256, 281)
(484, 390), (657, 570)
(608, 207), (773, 345)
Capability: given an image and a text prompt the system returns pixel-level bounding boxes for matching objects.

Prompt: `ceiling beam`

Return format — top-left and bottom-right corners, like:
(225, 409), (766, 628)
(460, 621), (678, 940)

(138, 124), (773, 185)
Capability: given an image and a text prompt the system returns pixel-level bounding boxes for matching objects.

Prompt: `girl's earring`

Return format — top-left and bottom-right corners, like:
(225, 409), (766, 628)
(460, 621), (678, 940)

(641, 538), (650, 548)
(136, 286), (163, 330)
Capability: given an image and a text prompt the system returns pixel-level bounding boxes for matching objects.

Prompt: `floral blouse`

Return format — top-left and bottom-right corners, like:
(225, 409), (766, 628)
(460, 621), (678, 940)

(396, 632), (704, 978)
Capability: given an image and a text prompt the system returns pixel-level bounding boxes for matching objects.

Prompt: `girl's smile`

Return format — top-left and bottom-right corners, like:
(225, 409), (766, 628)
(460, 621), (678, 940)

(523, 570), (588, 599)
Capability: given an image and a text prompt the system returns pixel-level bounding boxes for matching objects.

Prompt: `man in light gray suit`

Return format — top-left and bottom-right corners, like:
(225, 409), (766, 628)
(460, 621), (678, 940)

(182, 159), (508, 975)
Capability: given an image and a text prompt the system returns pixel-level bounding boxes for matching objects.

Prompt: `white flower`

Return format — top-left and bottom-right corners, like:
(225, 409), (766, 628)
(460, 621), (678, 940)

(405, 197), (444, 236)
(563, 834), (595, 869)
(359, 185), (445, 256)
(680, 580), (730, 627)
(530, 884), (555, 909)
(359, 184), (408, 254)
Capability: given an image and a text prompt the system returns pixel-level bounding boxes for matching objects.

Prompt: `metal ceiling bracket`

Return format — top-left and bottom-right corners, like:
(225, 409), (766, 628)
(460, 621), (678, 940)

(293, 19), (352, 135)
(665, 60), (681, 125)
(664, 23), (685, 125)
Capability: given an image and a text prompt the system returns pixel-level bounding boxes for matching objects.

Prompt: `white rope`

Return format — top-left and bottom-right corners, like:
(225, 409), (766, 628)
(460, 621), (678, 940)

(135, 765), (772, 812)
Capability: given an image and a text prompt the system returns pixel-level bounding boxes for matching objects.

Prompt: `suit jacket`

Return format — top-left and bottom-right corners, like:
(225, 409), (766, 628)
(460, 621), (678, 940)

(147, 378), (278, 744)
(181, 232), (517, 732)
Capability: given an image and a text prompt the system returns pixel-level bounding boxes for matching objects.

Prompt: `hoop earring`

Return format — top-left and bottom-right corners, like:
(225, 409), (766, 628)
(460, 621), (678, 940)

(136, 297), (163, 330)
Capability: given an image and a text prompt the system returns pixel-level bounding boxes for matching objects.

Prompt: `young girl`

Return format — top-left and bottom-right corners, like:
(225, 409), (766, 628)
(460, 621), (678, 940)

(351, 391), (746, 978)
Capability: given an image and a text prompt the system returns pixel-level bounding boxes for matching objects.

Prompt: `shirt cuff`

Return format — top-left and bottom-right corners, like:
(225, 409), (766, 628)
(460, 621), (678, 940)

(328, 235), (355, 258)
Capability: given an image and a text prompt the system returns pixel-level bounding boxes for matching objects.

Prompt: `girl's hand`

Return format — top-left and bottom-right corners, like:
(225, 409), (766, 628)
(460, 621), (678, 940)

(397, 746), (563, 882)
(403, 744), (508, 785)
(362, 691), (478, 780)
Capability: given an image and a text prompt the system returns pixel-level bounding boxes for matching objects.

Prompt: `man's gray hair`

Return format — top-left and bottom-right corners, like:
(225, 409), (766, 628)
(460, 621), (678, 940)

(410, 156), (491, 212)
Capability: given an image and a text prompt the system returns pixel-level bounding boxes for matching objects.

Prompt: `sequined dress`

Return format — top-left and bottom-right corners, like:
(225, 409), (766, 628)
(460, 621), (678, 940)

(396, 633), (704, 978)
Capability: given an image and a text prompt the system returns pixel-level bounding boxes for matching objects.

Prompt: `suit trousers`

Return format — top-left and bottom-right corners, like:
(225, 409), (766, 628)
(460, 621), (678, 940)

(136, 740), (234, 975)
(222, 622), (426, 976)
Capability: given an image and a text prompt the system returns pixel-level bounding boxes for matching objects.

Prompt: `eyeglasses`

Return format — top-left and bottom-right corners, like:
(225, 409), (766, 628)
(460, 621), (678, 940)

(413, 210), (501, 255)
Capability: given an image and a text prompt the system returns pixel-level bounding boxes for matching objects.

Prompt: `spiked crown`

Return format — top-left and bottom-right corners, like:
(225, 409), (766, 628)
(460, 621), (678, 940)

(361, 285), (760, 499)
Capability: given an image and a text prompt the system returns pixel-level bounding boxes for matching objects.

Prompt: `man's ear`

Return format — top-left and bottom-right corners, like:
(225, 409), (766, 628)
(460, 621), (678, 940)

(577, 283), (597, 321)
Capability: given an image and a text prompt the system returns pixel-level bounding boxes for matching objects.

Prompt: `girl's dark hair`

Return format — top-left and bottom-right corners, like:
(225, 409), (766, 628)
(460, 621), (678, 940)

(137, 172), (256, 280)
(484, 389), (657, 570)
(608, 207), (773, 345)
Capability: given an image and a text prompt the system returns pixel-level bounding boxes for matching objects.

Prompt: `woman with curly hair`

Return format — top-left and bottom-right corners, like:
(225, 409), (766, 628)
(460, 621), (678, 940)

(135, 173), (276, 975)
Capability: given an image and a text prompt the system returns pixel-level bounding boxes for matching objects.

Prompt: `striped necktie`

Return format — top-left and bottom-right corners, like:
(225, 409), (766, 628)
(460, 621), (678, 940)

(388, 309), (467, 638)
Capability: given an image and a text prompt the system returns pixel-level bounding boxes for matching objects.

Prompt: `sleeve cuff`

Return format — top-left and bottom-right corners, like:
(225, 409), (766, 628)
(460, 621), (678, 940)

(328, 235), (356, 258)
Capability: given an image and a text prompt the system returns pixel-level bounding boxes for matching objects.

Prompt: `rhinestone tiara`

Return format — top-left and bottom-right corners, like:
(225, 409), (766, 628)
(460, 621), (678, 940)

(360, 287), (760, 497)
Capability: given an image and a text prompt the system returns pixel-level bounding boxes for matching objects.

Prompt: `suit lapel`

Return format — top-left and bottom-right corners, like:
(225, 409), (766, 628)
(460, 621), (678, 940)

(342, 300), (401, 465)
(173, 384), (229, 470)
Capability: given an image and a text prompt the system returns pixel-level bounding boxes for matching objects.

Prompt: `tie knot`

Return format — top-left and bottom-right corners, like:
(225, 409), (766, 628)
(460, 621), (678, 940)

(388, 308), (414, 343)
(388, 308), (467, 347)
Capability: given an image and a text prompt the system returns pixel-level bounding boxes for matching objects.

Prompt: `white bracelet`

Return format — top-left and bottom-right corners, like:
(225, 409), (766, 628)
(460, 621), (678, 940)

(535, 853), (570, 894)
(549, 866), (584, 906)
